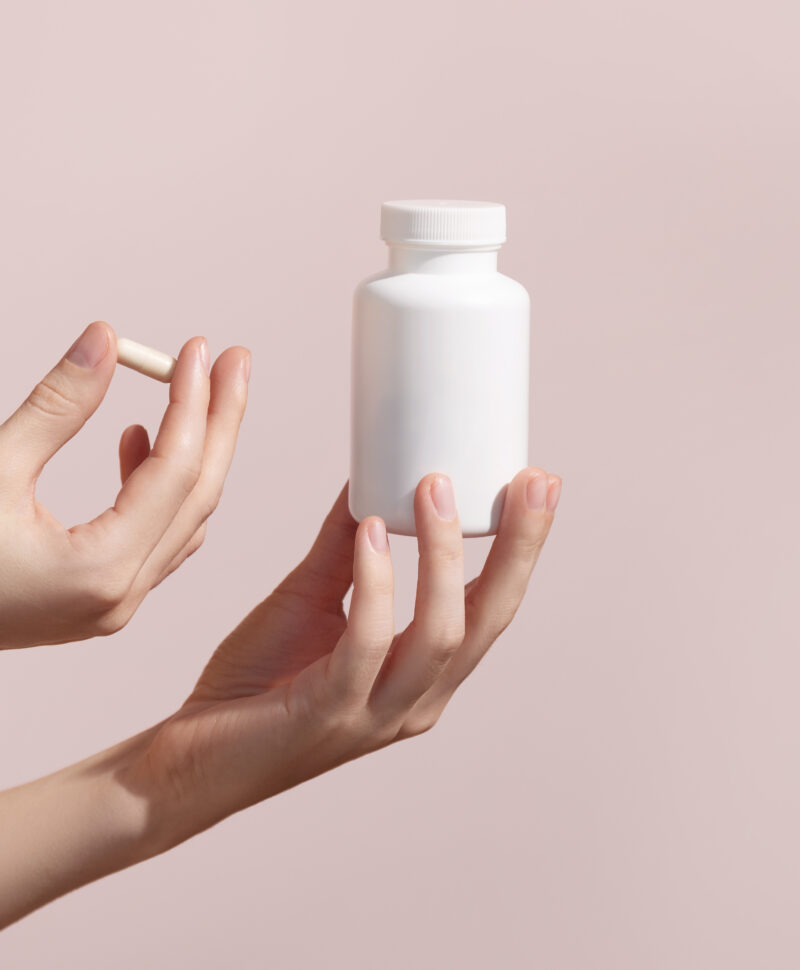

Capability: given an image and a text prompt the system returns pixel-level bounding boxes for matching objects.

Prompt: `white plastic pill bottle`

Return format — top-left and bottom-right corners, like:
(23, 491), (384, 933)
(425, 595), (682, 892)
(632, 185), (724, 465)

(349, 200), (530, 537)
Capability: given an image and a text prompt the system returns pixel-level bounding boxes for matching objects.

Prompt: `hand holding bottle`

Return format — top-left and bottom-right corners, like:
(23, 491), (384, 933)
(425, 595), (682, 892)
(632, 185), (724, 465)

(0, 467), (561, 928)
(134, 468), (561, 841)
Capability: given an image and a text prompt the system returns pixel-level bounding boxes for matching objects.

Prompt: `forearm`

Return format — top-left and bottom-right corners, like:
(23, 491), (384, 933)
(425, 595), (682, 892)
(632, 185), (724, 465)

(0, 725), (163, 929)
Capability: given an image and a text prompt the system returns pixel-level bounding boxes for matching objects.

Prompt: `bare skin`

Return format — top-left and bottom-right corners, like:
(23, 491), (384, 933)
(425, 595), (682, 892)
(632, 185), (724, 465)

(0, 320), (250, 648)
(0, 468), (561, 928)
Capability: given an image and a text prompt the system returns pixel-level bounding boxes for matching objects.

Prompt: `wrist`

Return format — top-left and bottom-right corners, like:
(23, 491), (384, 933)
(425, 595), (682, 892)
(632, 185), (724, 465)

(88, 722), (183, 864)
(0, 723), (168, 928)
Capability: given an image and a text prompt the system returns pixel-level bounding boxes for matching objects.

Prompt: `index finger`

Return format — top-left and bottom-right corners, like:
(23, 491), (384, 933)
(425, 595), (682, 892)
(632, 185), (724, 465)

(74, 336), (211, 562)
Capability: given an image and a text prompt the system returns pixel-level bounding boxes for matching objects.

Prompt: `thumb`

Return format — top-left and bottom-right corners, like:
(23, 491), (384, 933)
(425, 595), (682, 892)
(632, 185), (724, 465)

(0, 321), (117, 488)
(275, 482), (358, 610)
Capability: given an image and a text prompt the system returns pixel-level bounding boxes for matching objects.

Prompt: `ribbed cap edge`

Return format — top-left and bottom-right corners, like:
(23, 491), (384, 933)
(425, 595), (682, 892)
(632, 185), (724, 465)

(380, 200), (506, 247)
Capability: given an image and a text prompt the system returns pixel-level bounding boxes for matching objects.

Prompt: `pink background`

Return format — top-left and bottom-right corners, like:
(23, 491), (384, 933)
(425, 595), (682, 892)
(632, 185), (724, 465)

(1, 1), (799, 967)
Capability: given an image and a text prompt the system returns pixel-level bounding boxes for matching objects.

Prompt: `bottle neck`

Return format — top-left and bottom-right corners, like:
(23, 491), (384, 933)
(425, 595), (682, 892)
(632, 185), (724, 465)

(387, 245), (499, 274)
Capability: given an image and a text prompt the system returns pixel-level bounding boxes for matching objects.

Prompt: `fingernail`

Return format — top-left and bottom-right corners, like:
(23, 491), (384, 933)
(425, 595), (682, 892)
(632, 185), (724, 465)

(198, 339), (210, 374)
(66, 322), (109, 369)
(526, 473), (548, 510)
(367, 518), (388, 553)
(546, 477), (562, 513)
(431, 475), (456, 521)
(241, 351), (251, 383)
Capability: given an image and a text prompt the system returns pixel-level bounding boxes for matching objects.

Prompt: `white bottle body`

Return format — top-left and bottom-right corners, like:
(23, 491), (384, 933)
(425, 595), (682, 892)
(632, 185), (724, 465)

(349, 249), (530, 537)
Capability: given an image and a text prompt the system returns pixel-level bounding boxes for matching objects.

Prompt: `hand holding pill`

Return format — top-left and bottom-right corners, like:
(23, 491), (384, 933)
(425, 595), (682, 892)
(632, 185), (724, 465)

(0, 320), (251, 649)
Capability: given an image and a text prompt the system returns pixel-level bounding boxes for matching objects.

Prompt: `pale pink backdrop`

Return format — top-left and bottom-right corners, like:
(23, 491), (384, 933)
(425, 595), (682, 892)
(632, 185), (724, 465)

(1, 1), (799, 967)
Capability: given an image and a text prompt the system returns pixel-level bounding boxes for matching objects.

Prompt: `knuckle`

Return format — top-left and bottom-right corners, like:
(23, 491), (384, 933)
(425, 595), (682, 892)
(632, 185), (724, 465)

(420, 630), (463, 682)
(26, 378), (79, 419)
(92, 602), (134, 637)
(318, 662), (363, 715)
(374, 714), (405, 746)
(89, 582), (128, 613)
(80, 561), (135, 612)
(465, 591), (517, 640)
(437, 620), (465, 652)
(175, 459), (202, 494)
(516, 531), (546, 561)
(402, 711), (440, 738)
(430, 543), (462, 567)
(185, 539), (203, 560)
(362, 575), (394, 598)
(186, 524), (208, 558)
(153, 452), (202, 495)
(422, 649), (454, 684)
(492, 599), (519, 636)
(371, 624), (396, 651)
(319, 689), (366, 741)
(332, 684), (364, 718)
(201, 493), (220, 520)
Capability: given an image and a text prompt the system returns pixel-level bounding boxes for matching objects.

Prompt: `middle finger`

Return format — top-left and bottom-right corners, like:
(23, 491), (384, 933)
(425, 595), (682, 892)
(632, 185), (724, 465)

(370, 473), (465, 714)
(133, 345), (250, 589)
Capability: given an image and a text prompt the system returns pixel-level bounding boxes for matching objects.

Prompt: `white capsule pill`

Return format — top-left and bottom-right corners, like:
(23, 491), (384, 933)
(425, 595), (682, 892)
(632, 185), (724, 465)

(116, 337), (177, 383)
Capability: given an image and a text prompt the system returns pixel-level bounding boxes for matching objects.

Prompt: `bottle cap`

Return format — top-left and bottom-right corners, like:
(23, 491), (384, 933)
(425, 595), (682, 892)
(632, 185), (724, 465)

(380, 200), (506, 249)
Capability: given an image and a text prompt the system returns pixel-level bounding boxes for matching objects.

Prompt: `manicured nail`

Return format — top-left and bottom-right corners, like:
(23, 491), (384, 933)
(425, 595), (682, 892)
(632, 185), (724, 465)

(241, 351), (251, 383)
(546, 477), (562, 513)
(526, 472), (548, 510)
(198, 339), (210, 374)
(66, 322), (110, 369)
(431, 475), (456, 520)
(367, 518), (388, 553)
